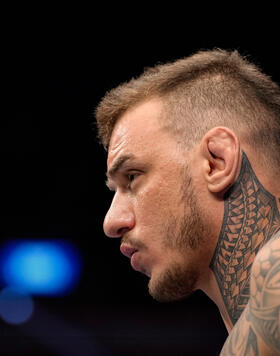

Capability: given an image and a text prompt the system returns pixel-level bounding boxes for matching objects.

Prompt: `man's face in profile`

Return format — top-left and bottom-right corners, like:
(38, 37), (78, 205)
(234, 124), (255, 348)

(104, 98), (208, 302)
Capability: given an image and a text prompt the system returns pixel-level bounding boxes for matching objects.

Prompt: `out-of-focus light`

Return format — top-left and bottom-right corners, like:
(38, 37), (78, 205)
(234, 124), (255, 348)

(0, 286), (34, 324)
(0, 240), (82, 296)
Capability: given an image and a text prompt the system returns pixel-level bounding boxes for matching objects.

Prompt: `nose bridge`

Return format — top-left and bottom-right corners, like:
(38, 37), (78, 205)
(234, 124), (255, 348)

(103, 191), (135, 238)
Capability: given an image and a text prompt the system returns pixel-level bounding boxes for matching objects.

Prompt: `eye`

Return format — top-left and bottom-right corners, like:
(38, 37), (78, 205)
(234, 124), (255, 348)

(126, 172), (140, 189)
(128, 174), (136, 182)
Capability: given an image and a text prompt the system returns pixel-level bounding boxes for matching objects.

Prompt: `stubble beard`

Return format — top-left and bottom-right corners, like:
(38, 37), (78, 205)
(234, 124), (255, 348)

(148, 167), (207, 302)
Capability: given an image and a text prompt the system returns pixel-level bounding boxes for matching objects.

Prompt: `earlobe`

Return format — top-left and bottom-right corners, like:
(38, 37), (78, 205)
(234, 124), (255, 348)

(202, 127), (241, 194)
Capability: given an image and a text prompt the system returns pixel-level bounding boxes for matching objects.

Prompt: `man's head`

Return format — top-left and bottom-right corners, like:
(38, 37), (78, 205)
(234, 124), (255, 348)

(96, 49), (280, 302)
(102, 98), (212, 301)
(96, 49), (280, 168)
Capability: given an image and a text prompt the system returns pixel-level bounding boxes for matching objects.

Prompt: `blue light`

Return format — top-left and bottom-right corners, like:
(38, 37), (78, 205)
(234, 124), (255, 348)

(0, 286), (34, 324)
(0, 240), (82, 296)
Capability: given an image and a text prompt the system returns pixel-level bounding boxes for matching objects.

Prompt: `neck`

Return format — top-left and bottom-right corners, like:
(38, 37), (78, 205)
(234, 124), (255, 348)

(209, 152), (280, 326)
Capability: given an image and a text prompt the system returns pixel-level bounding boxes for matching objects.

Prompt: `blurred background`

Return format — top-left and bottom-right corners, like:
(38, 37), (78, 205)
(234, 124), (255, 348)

(0, 11), (279, 355)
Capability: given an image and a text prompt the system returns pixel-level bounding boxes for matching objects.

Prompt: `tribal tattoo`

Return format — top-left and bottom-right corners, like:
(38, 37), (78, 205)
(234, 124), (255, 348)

(249, 232), (280, 353)
(220, 232), (280, 355)
(220, 305), (259, 355)
(210, 152), (280, 325)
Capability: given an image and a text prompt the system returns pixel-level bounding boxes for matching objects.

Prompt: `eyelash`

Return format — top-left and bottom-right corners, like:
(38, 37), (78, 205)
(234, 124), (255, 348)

(128, 174), (136, 182)
(126, 173), (139, 188)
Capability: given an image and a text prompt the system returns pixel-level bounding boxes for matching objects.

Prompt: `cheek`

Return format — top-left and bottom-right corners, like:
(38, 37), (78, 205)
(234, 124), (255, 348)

(135, 179), (182, 226)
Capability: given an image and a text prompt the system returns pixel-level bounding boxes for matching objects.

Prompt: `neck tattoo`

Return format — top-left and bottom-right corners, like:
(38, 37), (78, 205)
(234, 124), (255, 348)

(210, 152), (280, 325)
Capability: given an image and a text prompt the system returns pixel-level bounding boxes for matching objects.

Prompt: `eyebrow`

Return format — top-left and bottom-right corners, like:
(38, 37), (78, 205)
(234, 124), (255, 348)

(106, 154), (135, 182)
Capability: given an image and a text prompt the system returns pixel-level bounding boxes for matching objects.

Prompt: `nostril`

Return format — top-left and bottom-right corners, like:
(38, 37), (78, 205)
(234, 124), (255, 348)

(103, 219), (130, 238)
(103, 205), (135, 238)
(117, 227), (130, 237)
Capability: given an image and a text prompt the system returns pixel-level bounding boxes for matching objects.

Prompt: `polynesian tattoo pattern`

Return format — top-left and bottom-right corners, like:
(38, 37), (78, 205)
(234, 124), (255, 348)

(249, 232), (280, 353)
(220, 305), (259, 355)
(220, 232), (280, 355)
(210, 152), (280, 325)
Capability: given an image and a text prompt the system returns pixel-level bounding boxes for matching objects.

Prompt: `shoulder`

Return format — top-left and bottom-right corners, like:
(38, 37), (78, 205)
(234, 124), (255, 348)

(249, 230), (280, 353)
(220, 233), (280, 355)
(251, 229), (280, 267)
(250, 230), (280, 299)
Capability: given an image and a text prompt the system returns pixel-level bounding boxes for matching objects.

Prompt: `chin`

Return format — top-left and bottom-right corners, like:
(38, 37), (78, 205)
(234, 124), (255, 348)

(147, 263), (198, 303)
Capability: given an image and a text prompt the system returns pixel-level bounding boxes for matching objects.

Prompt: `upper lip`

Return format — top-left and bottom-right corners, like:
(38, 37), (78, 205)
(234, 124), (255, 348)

(120, 244), (138, 258)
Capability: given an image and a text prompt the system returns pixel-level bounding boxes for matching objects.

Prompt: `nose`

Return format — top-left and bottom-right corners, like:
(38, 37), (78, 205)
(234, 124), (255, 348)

(103, 193), (135, 238)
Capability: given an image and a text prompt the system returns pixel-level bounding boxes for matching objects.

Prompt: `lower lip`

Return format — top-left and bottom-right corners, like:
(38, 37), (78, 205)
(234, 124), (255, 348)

(131, 252), (151, 277)
(131, 252), (141, 271)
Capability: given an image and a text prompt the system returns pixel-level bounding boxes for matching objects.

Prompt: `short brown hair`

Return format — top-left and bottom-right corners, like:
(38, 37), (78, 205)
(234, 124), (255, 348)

(95, 49), (280, 165)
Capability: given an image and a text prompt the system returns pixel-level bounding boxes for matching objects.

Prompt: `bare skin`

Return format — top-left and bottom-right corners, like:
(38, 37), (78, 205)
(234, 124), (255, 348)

(103, 98), (280, 355)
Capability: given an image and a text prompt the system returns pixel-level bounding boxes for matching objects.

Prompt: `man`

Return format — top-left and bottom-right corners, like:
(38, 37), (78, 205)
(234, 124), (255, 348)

(95, 49), (280, 355)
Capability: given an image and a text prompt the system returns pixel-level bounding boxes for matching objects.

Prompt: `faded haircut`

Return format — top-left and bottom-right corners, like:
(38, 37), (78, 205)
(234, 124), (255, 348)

(95, 49), (280, 166)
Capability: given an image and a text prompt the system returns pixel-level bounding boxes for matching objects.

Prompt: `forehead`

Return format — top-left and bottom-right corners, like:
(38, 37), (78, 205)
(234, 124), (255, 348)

(107, 98), (172, 164)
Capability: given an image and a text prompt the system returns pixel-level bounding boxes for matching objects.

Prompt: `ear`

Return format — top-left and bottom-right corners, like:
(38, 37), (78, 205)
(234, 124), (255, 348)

(201, 127), (241, 194)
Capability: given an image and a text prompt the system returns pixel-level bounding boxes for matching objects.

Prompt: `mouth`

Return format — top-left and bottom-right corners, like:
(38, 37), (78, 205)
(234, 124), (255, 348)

(120, 244), (138, 259)
(120, 244), (151, 277)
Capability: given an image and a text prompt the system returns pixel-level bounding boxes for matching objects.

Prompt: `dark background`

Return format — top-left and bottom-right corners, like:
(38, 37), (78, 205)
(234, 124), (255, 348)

(0, 13), (279, 356)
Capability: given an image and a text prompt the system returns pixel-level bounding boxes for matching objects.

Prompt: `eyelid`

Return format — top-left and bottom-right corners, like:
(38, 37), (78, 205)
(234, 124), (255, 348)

(106, 169), (143, 192)
(126, 169), (142, 180)
(126, 170), (142, 189)
(126, 169), (141, 176)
